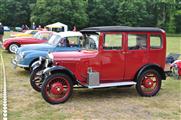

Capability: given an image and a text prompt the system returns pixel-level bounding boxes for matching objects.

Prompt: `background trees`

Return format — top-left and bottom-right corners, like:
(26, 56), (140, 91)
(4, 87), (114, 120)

(30, 0), (88, 29)
(0, 0), (180, 33)
(0, 0), (36, 26)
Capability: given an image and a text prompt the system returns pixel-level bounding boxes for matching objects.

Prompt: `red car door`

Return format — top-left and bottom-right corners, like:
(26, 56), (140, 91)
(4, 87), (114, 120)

(124, 33), (149, 80)
(100, 32), (125, 82)
(21, 38), (41, 44)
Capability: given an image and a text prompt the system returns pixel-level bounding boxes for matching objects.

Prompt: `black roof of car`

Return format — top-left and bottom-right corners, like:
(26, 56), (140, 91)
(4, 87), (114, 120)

(80, 26), (164, 33)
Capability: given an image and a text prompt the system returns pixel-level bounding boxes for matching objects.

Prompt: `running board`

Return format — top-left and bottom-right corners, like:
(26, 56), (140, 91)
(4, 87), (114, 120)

(87, 81), (136, 89)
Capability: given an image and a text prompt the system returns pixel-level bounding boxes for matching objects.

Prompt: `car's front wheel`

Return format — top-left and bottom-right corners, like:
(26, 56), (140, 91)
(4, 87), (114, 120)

(136, 69), (162, 97)
(8, 43), (19, 53)
(30, 67), (44, 92)
(41, 73), (73, 104)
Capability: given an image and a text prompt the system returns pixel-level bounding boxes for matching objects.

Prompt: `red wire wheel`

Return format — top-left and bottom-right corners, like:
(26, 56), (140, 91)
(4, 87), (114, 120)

(41, 73), (73, 104)
(136, 69), (162, 97)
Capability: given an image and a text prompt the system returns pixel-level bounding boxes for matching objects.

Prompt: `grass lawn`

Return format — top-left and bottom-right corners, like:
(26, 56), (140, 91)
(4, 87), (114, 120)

(0, 32), (181, 120)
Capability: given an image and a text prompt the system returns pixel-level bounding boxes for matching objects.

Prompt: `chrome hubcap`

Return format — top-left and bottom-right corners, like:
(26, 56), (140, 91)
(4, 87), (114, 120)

(10, 44), (18, 53)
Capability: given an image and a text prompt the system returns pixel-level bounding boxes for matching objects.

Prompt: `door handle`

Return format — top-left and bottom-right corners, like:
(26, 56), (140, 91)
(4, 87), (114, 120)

(122, 52), (126, 54)
(122, 51), (131, 54)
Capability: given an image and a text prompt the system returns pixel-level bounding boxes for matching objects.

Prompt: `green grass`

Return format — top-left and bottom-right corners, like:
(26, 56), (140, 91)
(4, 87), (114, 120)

(0, 33), (181, 120)
(167, 36), (181, 55)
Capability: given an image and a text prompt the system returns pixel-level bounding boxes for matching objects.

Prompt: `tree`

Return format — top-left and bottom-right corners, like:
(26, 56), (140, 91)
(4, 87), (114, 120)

(31, 0), (88, 29)
(175, 0), (181, 33)
(0, 0), (180, 33)
(0, 0), (36, 26)
(116, 0), (150, 27)
(87, 0), (120, 26)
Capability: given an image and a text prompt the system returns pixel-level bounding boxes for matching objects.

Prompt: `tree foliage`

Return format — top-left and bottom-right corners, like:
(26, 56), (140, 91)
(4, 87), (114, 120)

(31, 0), (88, 29)
(0, 0), (180, 33)
(0, 0), (36, 26)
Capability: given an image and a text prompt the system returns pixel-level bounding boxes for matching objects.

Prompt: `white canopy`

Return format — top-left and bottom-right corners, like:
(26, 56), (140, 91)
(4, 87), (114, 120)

(46, 22), (68, 32)
(57, 31), (82, 38)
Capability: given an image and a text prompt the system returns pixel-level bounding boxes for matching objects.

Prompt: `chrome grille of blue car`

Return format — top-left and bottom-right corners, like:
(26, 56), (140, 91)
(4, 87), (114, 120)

(15, 54), (20, 61)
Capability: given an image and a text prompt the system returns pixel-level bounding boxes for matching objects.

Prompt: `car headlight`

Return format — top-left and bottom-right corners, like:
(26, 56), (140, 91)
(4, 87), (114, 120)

(19, 52), (25, 59)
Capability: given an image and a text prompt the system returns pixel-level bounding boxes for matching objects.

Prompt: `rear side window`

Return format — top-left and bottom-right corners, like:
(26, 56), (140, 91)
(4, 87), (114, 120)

(104, 34), (122, 50)
(31, 31), (38, 35)
(36, 33), (52, 40)
(150, 35), (162, 49)
(128, 34), (147, 50)
(67, 36), (81, 47)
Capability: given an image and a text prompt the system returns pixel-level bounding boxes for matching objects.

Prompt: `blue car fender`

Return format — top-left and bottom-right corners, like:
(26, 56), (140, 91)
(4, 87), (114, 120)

(24, 51), (47, 67)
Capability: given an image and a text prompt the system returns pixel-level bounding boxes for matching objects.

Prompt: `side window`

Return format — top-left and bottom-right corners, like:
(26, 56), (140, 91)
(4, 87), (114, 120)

(128, 34), (147, 50)
(31, 31), (38, 35)
(67, 37), (79, 47)
(104, 34), (122, 50)
(150, 34), (162, 49)
(40, 33), (51, 40)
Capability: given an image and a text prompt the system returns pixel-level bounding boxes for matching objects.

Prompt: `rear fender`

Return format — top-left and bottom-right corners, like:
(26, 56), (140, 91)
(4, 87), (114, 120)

(135, 64), (166, 81)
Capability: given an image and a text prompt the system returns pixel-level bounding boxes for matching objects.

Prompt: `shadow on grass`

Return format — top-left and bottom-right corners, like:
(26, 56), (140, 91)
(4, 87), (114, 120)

(15, 69), (30, 77)
(72, 86), (138, 101)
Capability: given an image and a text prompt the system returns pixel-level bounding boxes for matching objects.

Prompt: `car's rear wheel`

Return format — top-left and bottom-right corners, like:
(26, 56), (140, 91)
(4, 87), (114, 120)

(136, 69), (161, 97)
(8, 43), (19, 53)
(41, 73), (73, 104)
(30, 67), (44, 92)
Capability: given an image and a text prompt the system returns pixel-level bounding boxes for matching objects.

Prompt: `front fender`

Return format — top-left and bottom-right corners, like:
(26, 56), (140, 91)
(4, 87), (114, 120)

(21, 56), (38, 67)
(23, 51), (47, 65)
(43, 66), (76, 82)
(43, 66), (69, 74)
(24, 51), (47, 59)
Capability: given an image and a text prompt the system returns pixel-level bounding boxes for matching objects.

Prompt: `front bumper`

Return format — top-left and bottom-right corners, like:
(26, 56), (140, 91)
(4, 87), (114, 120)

(11, 58), (29, 68)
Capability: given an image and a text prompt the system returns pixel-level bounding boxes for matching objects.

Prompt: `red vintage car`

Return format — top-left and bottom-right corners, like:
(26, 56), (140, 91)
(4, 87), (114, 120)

(2, 31), (53, 53)
(31, 26), (167, 104)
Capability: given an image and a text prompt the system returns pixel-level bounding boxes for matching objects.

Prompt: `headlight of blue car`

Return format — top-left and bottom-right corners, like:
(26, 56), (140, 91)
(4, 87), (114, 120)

(14, 52), (25, 62)
(19, 52), (25, 59)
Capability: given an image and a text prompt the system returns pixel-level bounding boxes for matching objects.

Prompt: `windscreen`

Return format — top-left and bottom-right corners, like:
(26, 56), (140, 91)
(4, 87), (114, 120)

(48, 34), (61, 45)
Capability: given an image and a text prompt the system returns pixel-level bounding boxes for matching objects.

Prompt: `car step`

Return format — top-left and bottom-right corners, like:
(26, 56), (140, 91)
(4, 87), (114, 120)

(87, 81), (136, 89)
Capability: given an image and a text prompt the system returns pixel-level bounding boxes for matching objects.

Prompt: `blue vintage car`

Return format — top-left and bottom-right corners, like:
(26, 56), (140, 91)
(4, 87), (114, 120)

(12, 31), (83, 70)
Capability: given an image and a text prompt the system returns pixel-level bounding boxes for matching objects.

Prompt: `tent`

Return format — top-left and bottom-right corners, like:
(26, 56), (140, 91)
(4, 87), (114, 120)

(46, 22), (68, 32)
